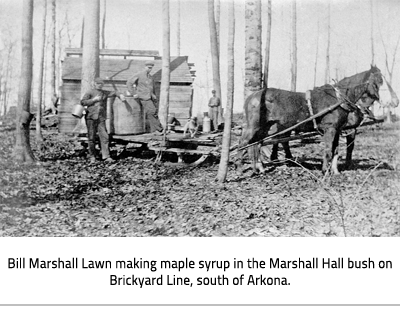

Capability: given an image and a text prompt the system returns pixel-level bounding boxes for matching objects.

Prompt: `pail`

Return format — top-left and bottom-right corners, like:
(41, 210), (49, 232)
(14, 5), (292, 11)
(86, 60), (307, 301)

(72, 104), (85, 118)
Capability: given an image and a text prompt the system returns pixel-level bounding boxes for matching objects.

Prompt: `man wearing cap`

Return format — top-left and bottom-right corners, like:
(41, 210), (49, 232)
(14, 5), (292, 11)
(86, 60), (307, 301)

(81, 77), (126, 163)
(126, 61), (164, 135)
(208, 89), (221, 132)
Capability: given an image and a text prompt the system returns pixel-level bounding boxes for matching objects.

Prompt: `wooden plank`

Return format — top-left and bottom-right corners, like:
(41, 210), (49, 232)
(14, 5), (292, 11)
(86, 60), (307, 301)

(65, 48), (160, 57)
(149, 147), (211, 155)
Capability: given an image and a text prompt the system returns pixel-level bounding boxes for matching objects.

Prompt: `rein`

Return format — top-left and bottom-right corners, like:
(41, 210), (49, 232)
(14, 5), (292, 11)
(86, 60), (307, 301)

(237, 78), (378, 152)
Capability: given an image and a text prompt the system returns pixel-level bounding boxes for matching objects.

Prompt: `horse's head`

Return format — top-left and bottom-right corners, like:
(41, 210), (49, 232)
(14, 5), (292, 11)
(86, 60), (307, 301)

(366, 65), (383, 101)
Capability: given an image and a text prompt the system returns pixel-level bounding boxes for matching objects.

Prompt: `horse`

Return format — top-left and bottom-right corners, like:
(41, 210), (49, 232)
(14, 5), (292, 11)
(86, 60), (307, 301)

(237, 65), (383, 175)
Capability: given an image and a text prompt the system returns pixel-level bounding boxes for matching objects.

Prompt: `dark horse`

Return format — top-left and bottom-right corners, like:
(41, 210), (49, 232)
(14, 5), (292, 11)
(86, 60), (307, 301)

(237, 66), (383, 174)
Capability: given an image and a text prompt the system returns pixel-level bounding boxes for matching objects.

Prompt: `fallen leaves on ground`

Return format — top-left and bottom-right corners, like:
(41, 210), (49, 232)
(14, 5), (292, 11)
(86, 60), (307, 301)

(0, 123), (399, 237)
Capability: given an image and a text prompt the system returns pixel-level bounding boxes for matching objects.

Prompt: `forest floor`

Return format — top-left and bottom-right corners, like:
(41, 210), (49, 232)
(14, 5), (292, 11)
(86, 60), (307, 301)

(0, 121), (399, 237)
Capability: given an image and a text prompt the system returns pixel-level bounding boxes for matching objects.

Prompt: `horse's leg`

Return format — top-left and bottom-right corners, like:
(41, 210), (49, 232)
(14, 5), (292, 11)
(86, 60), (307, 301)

(322, 127), (338, 174)
(331, 131), (341, 175)
(271, 143), (279, 161)
(249, 144), (264, 173)
(345, 130), (356, 169)
(236, 127), (257, 174)
(282, 140), (293, 160)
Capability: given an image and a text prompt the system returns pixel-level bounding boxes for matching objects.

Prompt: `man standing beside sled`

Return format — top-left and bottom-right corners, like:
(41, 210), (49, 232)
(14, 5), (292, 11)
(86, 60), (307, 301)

(81, 77), (125, 163)
(126, 61), (164, 135)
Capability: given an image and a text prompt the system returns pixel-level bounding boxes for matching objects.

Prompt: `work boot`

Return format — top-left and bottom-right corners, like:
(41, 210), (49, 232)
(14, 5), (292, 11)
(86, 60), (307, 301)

(104, 157), (115, 163)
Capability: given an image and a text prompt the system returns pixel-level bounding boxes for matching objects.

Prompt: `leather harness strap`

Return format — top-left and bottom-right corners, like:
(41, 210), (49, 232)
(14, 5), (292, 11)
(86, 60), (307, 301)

(305, 90), (319, 130)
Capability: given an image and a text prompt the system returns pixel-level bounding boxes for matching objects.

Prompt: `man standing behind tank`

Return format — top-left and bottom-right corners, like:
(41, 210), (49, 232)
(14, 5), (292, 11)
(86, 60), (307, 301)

(126, 61), (164, 135)
(208, 90), (221, 132)
(81, 77), (126, 163)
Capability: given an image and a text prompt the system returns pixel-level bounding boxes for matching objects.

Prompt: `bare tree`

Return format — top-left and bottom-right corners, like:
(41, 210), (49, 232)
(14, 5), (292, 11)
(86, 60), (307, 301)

(159, 0), (171, 133)
(50, 0), (57, 113)
(81, 0), (100, 96)
(215, 0), (220, 50)
(217, 0), (235, 183)
(377, 8), (400, 123)
(101, 0), (106, 49)
(290, 0), (297, 91)
(80, 17), (84, 49)
(244, 0), (262, 98)
(263, 0), (272, 88)
(313, 20), (320, 87)
(325, 0), (331, 84)
(370, 0), (375, 66)
(36, 0), (48, 142)
(208, 0), (222, 122)
(14, 0), (35, 163)
(176, 0), (180, 55)
(1, 38), (15, 116)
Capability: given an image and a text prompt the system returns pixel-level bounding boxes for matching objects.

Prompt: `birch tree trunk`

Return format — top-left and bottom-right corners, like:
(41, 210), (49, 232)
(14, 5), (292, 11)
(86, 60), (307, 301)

(36, 0), (48, 142)
(101, 0), (106, 49)
(244, 0), (262, 99)
(313, 21), (320, 87)
(215, 0), (220, 50)
(217, 0), (235, 183)
(290, 0), (297, 91)
(263, 0), (272, 88)
(208, 0), (222, 123)
(176, 0), (180, 55)
(14, 0), (35, 163)
(325, 1), (331, 84)
(370, 0), (375, 66)
(50, 0), (57, 112)
(159, 0), (171, 133)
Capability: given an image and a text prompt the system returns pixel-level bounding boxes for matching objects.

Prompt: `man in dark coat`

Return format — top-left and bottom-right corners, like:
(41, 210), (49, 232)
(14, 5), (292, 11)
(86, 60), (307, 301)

(126, 61), (164, 135)
(81, 77), (126, 163)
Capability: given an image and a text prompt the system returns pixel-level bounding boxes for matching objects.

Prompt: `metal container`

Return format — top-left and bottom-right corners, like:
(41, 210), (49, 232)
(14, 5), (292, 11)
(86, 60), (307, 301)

(113, 97), (146, 135)
(202, 112), (211, 133)
(72, 104), (85, 118)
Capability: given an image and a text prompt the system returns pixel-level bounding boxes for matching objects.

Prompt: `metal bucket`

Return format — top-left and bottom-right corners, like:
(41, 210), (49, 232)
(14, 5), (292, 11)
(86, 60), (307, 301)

(72, 104), (85, 118)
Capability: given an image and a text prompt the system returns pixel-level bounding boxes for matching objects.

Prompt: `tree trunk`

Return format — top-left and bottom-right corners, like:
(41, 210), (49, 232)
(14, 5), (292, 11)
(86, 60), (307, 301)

(217, 0), (235, 183)
(50, 0), (57, 112)
(80, 18), (84, 49)
(370, 0), (375, 66)
(14, 0), (35, 163)
(159, 0), (170, 133)
(82, 0), (100, 96)
(215, 0), (220, 50)
(325, 1), (331, 84)
(208, 0), (222, 123)
(36, 0), (47, 142)
(263, 0), (272, 88)
(290, 0), (297, 91)
(313, 21), (320, 87)
(244, 0), (262, 99)
(176, 0), (180, 55)
(101, 0), (106, 49)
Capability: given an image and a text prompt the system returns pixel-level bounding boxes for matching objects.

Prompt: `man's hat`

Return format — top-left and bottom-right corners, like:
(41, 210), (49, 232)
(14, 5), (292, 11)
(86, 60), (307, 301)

(212, 90), (216, 93)
(145, 61), (155, 67)
(94, 77), (104, 84)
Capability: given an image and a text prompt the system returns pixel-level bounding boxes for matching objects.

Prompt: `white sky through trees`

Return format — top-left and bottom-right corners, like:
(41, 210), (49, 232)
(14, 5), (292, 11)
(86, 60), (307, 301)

(0, 0), (399, 114)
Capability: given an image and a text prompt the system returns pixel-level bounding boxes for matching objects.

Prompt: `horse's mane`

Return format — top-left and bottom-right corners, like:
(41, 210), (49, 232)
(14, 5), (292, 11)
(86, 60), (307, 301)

(335, 69), (373, 89)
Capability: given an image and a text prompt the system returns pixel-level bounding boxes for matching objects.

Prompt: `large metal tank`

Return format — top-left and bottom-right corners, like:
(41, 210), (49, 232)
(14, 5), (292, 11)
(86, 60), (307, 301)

(112, 97), (146, 135)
